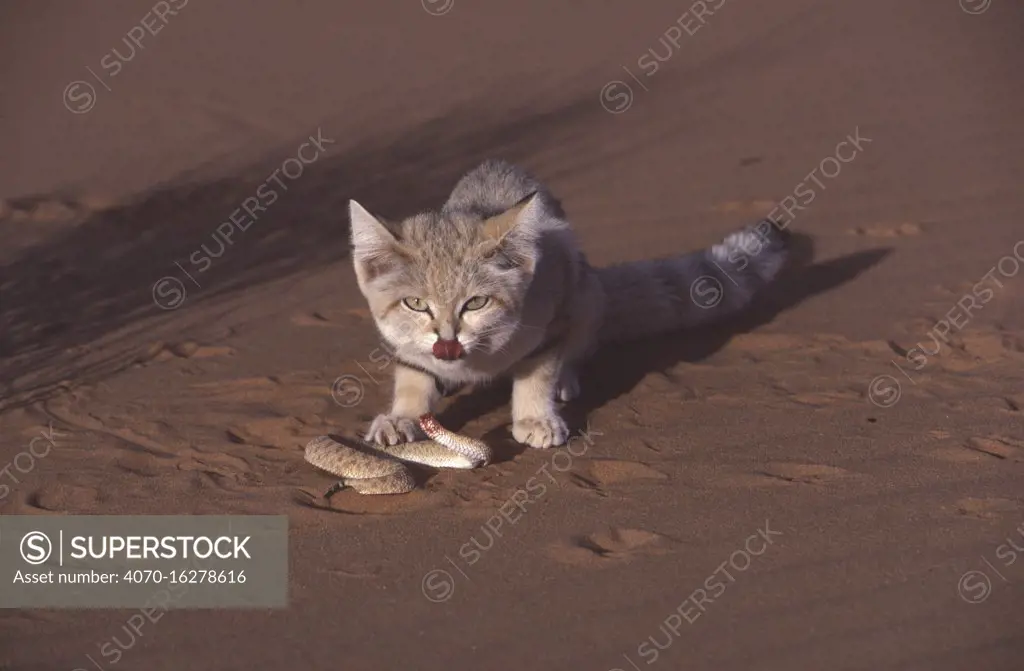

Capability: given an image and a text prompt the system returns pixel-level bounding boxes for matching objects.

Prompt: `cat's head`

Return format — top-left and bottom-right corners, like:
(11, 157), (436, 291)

(348, 195), (550, 367)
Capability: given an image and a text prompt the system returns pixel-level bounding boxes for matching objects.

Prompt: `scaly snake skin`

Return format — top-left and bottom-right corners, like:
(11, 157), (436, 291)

(304, 414), (492, 495)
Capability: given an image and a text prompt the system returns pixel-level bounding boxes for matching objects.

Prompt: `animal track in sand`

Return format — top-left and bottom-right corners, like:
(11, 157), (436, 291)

(848, 221), (922, 237)
(134, 341), (236, 364)
(786, 390), (863, 408)
(115, 452), (171, 477)
(946, 334), (1023, 369)
(580, 459), (669, 486)
(176, 451), (258, 485)
(885, 332), (1023, 376)
(225, 415), (308, 450)
(712, 472), (792, 488)
(932, 444), (997, 464)
(188, 376), (286, 404)
(563, 472), (608, 497)
(44, 394), (260, 488)
(190, 375), (333, 416)
(716, 462), (854, 488)
(24, 483), (101, 512)
(449, 486), (513, 517)
(191, 376), (280, 391)
(45, 397), (180, 459)
(548, 527), (674, 566)
(759, 462), (853, 484)
(955, 497), (1022, 520)
(291, 310), (343, 327)
(290, 307), (371, 327)
(963, 436), (1023, 462)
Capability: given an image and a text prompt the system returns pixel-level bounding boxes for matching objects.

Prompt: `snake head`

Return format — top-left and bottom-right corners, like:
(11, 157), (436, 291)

(418, 413), (442, 437)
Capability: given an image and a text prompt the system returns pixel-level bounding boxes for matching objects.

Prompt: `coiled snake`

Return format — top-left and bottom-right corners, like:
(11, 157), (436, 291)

(304, 414), (492, 495)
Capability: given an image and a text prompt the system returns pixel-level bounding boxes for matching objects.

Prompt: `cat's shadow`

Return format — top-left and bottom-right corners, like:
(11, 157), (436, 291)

(436, 233), (891, 462)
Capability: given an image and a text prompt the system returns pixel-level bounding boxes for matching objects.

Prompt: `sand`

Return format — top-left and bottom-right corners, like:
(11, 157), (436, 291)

(2, 0), (1023, 669)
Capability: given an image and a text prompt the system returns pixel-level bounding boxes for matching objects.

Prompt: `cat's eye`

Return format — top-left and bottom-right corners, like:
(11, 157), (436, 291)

(402, 297), (430, 312)
(462, 296), (490, 312)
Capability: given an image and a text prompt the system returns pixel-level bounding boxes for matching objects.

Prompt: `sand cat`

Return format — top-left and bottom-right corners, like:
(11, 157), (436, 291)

(348, 159), (790, 448)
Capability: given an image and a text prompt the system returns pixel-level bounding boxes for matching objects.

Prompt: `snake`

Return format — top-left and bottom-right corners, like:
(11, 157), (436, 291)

(303, 414), (492, 496)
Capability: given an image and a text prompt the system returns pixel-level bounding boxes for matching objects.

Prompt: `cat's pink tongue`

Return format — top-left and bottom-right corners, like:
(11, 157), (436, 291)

(432, 339), (463, 360)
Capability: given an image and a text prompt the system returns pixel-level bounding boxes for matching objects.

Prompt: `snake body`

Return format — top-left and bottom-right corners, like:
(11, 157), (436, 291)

(304, 414), (492, 495)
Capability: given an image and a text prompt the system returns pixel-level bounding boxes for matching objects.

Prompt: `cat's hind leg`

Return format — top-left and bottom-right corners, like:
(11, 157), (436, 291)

(555, 367), (580, 402)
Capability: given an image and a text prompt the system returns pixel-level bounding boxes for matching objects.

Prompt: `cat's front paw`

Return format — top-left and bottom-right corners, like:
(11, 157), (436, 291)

(365, 414), (422, 446)
(512, 414), (569, 449)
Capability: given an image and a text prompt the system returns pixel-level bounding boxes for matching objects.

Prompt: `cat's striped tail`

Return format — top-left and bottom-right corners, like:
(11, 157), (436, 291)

(596, 218), (792, 344)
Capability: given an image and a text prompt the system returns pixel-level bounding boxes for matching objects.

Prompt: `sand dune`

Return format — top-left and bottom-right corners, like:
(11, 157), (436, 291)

(2, 0), (1023, 669)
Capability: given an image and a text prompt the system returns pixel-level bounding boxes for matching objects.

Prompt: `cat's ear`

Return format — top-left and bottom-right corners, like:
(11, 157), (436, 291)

(349, 199), (398, 249)
(478, 193), (544, 273)
(349, 200), (411, 283)
(481, 192), (543, 245)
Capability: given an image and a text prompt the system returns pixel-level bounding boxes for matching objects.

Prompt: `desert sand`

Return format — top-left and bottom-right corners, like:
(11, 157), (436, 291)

(2, 0), (1023, 669)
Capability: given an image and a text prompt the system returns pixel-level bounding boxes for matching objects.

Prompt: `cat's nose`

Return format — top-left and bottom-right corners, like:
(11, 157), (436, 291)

(432, 338), (463, 360)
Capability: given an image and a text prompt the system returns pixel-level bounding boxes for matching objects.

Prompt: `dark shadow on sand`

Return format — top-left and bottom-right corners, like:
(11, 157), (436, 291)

(0, 93), (617, 411)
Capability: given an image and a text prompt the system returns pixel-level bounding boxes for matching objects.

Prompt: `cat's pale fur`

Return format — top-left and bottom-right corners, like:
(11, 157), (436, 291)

(348, 159), (791, 448)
